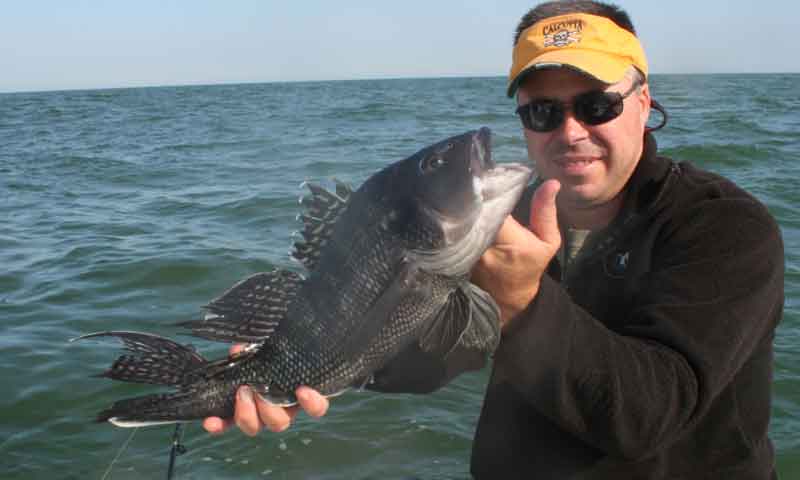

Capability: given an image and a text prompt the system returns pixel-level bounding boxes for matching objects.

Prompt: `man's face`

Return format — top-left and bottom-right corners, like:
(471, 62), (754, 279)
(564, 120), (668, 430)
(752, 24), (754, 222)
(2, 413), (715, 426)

(517, 69), (651, 211)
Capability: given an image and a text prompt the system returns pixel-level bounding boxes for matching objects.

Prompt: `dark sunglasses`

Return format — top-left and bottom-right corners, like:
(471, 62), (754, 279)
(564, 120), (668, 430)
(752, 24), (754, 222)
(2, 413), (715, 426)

(515, 82), (640, 133)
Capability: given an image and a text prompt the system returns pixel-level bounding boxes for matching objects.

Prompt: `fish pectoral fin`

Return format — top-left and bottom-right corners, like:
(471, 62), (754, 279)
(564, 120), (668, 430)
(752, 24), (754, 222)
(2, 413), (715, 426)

(369, 283), (501, 394)
(451, 282), (502, 354)
(418, 287), (471, 357)
(176, 268), (303, 344)
(418, 282), (501, 359)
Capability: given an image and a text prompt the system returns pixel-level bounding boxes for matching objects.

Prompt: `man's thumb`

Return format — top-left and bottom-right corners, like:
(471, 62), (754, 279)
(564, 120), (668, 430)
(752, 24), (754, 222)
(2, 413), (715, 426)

(528, 179), (561, 246)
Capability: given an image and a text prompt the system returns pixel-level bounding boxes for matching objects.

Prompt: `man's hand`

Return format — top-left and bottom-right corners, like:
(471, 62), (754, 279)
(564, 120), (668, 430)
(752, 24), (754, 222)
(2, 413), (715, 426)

(471, 180), (561, 326)
(202, 345), (329, 436)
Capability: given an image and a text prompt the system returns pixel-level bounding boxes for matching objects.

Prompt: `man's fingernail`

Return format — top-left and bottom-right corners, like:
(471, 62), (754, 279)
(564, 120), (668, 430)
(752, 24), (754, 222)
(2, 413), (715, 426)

(238, 386), (254, 404)
(296, 388), (309, 402)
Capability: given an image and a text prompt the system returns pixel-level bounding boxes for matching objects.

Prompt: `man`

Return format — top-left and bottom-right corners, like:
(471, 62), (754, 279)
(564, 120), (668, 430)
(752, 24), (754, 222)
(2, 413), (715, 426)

(206, 1), (784, 478)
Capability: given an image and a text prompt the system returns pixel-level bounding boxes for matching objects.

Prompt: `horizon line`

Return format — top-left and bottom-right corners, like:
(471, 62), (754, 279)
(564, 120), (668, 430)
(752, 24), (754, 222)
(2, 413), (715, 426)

(2, 71), (798, 95)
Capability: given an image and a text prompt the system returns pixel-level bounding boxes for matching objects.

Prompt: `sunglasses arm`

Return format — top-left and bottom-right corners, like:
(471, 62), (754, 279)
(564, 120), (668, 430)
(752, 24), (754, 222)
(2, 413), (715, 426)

(646, 99), (668, 132)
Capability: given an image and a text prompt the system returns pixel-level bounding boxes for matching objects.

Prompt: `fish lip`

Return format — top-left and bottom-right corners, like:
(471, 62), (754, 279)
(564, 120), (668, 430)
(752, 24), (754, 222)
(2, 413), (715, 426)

(480, 163), (533, 202)
(471, 127), (494, 175)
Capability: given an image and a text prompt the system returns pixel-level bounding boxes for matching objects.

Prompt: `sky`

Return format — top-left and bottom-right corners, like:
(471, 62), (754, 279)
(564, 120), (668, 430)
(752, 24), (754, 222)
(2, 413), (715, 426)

(2, 0), (798, 93)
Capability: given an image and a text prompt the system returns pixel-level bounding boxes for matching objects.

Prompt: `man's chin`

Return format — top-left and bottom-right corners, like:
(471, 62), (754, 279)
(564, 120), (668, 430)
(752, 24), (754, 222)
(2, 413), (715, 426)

(556, 185), (604, 207)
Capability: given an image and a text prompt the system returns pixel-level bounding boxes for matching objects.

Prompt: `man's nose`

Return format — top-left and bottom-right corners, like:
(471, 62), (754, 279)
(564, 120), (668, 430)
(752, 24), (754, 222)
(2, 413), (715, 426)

(557, 110), (590, 144)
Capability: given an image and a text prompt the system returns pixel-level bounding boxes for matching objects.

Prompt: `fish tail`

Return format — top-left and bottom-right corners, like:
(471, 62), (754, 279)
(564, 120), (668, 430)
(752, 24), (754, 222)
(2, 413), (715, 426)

(72, 331), (208, 386)
(96, 389), (235, 427)
(73, 331), (240, 426)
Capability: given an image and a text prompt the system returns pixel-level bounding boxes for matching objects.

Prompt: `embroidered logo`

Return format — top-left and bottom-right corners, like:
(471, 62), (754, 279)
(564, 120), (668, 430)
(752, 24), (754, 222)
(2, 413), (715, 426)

(604, 250), (630, 278)
(616, 252), (630, 269)
(543, 19), (583, 48)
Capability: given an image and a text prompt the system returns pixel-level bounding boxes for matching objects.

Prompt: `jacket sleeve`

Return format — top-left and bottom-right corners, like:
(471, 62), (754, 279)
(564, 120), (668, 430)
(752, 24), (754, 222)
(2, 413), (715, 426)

(494, 196), (784, 460)
(365, 338), (489, 394)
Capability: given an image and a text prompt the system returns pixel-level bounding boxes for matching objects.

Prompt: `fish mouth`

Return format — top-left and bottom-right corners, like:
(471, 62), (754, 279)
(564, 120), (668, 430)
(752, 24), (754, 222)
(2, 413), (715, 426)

(468, 127), (531, 202)
(470, 127), (494, 175)
(479, 163), (533, 203)
(470, 127), (533, 205)
(411, 160), (532, 277)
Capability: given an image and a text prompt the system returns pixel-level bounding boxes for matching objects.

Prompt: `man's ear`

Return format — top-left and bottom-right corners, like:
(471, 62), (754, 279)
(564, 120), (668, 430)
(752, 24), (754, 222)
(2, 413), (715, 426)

(638, 82), (652, 128)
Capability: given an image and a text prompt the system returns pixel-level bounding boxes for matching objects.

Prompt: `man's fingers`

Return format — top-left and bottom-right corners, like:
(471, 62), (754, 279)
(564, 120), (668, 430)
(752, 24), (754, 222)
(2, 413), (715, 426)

(491, 215), (531, 246)
(203, 416), (232, 435)
(234, 386), (262, 436)
(229, 344), (246, 356)
(529, 179), (561, 246)
(297, 386), (329, 418)
(215, 384), (328, 437)
(253, 394), (294, 432)
(489, 180), (561, 249)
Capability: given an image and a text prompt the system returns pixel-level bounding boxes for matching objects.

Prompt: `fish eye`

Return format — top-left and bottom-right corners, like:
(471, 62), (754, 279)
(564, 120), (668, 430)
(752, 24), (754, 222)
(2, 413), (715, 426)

(420, 155), (447, 174)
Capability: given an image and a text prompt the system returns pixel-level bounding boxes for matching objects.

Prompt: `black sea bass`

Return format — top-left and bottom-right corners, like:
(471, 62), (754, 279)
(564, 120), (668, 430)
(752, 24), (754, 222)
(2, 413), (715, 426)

(74, 127), (533, 426)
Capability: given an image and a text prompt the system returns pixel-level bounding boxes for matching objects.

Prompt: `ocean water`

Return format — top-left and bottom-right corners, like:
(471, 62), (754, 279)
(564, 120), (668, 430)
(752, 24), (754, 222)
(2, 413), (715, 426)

(1, 74), (798, 479)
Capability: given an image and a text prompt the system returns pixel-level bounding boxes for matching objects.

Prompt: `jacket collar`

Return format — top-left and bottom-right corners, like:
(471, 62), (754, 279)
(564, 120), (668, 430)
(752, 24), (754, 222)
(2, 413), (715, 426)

(618, 132), (675, 218)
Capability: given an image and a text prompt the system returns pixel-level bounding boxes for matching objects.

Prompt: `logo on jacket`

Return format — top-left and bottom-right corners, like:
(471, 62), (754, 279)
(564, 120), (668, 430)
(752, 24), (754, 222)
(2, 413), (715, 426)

(616, 252), (629, 269)
(605, 250), (630, 278)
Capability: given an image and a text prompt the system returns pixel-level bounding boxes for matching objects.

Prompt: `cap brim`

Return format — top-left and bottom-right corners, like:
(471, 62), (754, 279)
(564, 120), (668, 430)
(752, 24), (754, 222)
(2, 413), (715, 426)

(506, 49), (631, 97)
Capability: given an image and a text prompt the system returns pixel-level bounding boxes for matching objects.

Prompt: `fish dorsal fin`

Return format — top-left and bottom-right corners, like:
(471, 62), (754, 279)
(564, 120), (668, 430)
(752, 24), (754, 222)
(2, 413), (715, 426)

(292, 179), (353, 271)
(418, 282), (501, 358)
(177, 268), (303, 344)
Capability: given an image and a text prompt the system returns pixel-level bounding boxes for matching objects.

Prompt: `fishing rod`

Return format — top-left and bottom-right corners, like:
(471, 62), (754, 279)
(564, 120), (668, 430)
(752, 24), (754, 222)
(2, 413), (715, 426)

(166, 423), (187, 480)
(166, 345), (193, 479)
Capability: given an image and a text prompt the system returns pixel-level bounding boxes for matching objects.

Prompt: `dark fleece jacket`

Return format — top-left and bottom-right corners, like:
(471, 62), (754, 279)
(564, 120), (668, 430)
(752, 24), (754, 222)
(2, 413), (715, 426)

(470, 134), (784, 479)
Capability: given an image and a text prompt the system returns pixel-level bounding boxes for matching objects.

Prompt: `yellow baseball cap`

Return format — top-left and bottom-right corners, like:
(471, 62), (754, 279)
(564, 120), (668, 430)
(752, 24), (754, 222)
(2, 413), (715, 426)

(507, 13), (648, 97)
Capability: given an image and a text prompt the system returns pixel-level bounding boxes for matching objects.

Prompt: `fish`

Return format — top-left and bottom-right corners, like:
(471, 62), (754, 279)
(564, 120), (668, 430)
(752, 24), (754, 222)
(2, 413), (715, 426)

(72, 127), (533, 427)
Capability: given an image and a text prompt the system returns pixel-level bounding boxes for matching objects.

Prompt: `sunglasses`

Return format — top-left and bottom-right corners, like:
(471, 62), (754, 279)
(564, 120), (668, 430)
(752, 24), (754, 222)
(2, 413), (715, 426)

(515, 82), (640, 133)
